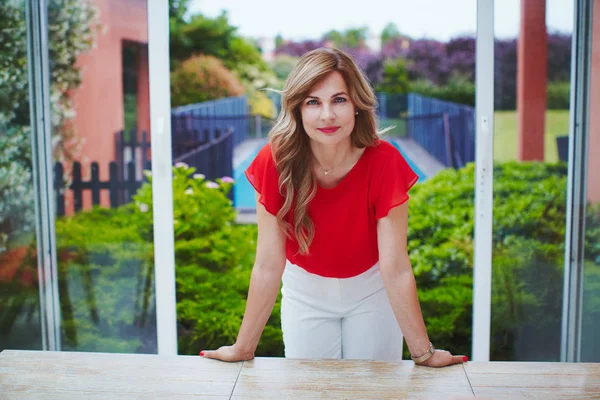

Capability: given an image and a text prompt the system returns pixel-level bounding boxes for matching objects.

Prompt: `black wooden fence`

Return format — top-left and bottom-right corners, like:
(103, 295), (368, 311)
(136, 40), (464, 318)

(114, 130), (151, 181)
(57, 126), (236, 215)
(54, 161), (150, 216)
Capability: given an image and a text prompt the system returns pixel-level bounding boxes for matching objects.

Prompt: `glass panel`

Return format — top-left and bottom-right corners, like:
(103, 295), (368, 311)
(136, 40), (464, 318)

(173, 2), (477, 358)
(581, 0), (600, 363)
(491, 0), (574, 360)
(49, 0), (156, 353)
(0, 0), (43, 351)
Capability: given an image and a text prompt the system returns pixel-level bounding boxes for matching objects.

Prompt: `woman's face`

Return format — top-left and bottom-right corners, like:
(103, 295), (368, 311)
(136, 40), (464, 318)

(299, 71), (357, 146)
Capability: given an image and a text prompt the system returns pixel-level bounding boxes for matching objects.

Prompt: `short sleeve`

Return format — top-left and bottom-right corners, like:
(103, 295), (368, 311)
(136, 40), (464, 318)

(372, 147), (419, 220)
(245, 143), (284, 216)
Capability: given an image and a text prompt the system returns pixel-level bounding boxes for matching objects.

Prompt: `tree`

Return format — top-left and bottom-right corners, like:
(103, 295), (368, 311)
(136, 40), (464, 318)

(322, 30), (344, 47)
(274, 34), (285, 50)
(344, 27), (369, 48)
(0, 0), (97, 250)
(377, 58), (410, 94)
(0, 0), (97, 162)
(381, 22), (402, 45)
(323, 27), (369, 49)
(170, 55), (245, 107)
(405, 39), (450, 85)
(275, 39), (326, 57)
(169, 0), (191, 23)
(169, 11), (268, 76)
(270, 55), (299, 82)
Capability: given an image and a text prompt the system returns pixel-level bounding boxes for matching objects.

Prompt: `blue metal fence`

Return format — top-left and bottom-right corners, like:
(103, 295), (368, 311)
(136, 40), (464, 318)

(173, 128), (234, 184)
(171, 96), (249, 147)
(407, 94), (475, 168)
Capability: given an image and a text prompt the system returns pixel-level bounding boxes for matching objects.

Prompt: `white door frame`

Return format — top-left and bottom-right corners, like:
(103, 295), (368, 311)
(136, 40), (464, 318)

(147, 0), (178, 355)
(472, 0), (495, 362)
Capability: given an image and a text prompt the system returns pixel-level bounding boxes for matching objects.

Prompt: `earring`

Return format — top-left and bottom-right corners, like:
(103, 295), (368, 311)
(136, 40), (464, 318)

(355, 111), (359, 115)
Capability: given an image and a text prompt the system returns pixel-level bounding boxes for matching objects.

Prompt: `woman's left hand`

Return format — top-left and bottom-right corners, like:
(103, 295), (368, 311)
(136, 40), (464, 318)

(418, 349), (468, 368)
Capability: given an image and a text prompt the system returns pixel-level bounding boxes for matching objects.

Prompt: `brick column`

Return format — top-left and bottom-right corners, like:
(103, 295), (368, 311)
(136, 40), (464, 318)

(517, 0), (547, 161)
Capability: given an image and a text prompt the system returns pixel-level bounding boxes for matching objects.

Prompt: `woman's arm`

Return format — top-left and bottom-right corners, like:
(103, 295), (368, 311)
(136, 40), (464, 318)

(201, 192), (287, 361)
(377, 202), (466, 367)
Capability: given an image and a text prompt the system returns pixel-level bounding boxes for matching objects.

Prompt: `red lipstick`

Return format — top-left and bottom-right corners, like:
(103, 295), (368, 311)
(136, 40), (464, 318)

(317, 126), (340, 134)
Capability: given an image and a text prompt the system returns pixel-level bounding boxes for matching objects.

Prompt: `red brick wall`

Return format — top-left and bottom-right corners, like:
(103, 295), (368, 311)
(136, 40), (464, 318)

(68, 0), (149, 212)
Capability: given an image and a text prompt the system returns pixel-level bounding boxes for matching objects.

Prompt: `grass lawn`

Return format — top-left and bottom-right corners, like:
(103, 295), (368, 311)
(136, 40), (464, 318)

(494, 110), (570, 163)
(380, 118), (408, 136)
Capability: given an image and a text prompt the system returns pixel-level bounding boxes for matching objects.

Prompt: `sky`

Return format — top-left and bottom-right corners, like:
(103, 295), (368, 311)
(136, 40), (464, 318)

(188, 0), (573, 42)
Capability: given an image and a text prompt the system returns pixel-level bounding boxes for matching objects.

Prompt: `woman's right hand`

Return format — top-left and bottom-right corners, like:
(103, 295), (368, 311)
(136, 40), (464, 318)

(199, 343), (255, 362)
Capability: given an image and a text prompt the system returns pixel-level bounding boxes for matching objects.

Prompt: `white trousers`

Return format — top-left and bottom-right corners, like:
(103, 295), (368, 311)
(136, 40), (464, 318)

(280, 261), (404, 361)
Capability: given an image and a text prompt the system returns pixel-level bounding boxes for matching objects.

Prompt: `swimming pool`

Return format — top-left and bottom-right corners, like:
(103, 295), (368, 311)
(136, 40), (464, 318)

(233, 139), (426, 210)
(390, 141), (426, 183)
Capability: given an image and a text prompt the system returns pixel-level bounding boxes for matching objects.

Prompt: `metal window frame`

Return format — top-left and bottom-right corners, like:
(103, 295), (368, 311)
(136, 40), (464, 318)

(26, 0), (61, 351)
(561, 0), (594, 363)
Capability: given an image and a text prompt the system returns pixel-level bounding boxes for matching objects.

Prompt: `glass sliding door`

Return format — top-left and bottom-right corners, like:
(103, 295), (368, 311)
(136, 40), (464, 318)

(580, 0), (600, 363)
(0, 0), (44, 352)
(46, 0), (161, 353)
(490, 0), (575, 361)
(562, 0), (600, 363)
(0, 0), (179, 354)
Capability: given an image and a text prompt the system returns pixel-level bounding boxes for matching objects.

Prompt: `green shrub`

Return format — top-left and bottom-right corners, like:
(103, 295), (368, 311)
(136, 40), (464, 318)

(377, 58), (410, 95)
(269, 54), (299, 82)
(170, 54), (245, 107)
(409, 75), (475, 107)
(408, 161), (600, 360)
(9, 160), (597, 360)
(52, 163), (282, 355)
(547, 81), (570, 110)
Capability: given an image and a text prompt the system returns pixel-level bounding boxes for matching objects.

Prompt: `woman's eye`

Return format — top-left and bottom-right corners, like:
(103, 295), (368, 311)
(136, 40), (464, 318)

(306, 99), (319, 105)
(334, 97), (347, 103)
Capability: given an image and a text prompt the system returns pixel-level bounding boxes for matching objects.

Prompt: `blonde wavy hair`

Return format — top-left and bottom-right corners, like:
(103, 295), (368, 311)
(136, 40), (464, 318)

(268, 47), (386, 255)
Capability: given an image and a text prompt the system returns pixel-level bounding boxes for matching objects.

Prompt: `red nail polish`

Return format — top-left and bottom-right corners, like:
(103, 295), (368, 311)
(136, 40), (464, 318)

(463, 356), (468, 362)
(200, 351), (205, 356)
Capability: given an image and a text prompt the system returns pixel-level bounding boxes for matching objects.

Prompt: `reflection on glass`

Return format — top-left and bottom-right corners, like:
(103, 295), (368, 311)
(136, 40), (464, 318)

(49, 0), (156, 353)
(0, 0), (42, 351)
(492, 0), (573, 361)
(581, 1), (600, 362)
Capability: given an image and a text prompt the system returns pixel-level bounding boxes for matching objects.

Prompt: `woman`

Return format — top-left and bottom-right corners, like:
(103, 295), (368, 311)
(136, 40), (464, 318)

(200, 48), (467, 367)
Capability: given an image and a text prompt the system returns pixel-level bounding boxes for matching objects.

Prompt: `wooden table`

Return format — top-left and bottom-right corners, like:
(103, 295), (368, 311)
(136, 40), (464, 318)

(1, 350), (599, 399)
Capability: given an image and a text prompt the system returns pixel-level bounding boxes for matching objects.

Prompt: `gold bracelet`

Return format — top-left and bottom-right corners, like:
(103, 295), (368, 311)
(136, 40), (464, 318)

(411, 342), (435, 364)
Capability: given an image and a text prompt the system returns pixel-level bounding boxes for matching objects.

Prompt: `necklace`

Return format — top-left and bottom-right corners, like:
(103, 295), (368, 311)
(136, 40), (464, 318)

(313, 151), (351, 176)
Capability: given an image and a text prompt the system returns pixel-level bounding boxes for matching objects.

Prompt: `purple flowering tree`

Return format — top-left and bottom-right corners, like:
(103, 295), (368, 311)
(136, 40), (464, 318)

(342, 47), (384, 86)
(446, 36), (476, 81)
(274, 40), (326, 57)
(404, 39), (450, 85)
(494, 38), (518, 110)
(381, 37), (410, 60)
(547, 33), (571, 82)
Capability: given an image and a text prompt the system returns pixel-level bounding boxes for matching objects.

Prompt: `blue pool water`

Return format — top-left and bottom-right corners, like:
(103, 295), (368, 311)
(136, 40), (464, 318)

(233, 145), (263, 209)
(233, 139), (426, 210)
(390, 141), (427, 183)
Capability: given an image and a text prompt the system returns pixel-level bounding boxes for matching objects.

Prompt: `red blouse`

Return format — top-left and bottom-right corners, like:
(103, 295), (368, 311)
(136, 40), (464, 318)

(245, 140), (418, 278)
